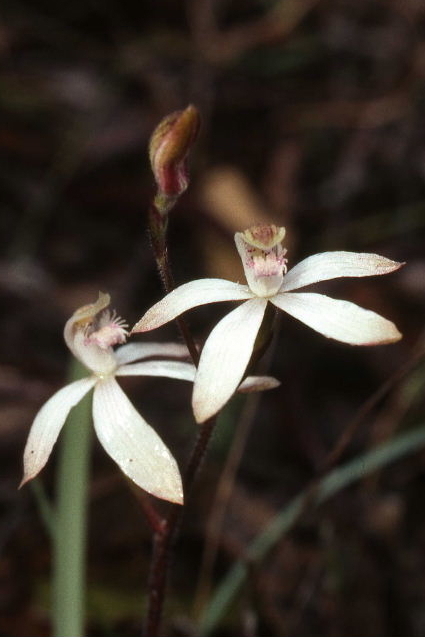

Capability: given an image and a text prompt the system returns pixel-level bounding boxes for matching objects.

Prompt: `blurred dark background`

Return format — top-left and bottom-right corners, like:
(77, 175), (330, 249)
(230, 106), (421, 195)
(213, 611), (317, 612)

(1, 0), (425, 635)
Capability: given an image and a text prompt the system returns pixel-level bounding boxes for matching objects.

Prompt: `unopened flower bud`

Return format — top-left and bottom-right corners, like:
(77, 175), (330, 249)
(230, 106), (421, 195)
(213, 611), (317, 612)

(149, 104), (200, 211)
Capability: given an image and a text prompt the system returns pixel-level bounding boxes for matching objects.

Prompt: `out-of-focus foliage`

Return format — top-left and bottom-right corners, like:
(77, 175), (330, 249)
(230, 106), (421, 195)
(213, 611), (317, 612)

(1, 0), (425, 635)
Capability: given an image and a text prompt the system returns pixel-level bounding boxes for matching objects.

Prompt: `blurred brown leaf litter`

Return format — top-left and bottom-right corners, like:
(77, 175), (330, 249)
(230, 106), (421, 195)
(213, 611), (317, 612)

(1, 0), (425, 635)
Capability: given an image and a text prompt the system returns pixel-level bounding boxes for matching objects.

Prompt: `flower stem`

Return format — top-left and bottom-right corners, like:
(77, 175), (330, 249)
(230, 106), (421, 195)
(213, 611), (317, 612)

(53, 359), (93, 637)
(145, 197), (213, 635)
(145, 417), (216, 636)
(148, 202), (199, 365)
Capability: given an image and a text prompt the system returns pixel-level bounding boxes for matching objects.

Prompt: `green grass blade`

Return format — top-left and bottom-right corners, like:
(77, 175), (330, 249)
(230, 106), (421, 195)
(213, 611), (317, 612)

(53, 358), (93, 637)
(200, 425), (425, 635)
(30, 478), (56, 538)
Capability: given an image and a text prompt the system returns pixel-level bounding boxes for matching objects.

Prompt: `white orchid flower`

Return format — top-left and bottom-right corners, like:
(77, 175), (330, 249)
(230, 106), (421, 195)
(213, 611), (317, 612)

(133, 224), (403, 424)
(21, 292), (199, 504)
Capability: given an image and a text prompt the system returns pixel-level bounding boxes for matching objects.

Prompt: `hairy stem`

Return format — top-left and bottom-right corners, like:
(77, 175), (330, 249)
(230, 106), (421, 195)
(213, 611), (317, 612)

(158, 250), (200, 366)
(145, 200), (215, 634)
(145, 418), (215, 636)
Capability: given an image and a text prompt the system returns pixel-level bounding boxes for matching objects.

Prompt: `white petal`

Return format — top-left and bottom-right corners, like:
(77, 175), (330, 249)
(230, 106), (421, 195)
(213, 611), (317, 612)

(192, 298), (268, 423)
(20, 377), (96, 487)
(116, 360), (195, 381)
(271, 292), (402, 345)
(92, 378), (183, 504)
(280, 251), (404, 292)
(238, 375), (281, 393)
(132, 279), (253, 333)
(114, 342), (190, 365)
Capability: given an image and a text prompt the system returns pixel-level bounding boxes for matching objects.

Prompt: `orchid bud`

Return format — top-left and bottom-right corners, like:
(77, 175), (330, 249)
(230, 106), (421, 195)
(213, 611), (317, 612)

(149, 104), (200, 214)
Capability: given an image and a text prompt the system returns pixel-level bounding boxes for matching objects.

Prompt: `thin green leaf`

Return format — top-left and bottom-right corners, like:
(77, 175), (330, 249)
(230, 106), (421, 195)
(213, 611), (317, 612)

(53, 358), (93, 637)
(200, 425), (425, 635)
(30, 478), (56, 538)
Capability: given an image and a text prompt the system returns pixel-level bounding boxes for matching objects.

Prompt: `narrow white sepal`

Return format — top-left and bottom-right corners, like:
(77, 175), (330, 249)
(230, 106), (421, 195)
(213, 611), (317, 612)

(116, 360), (196, 381)
(192, 298), (268, 423)
(271, 292), (402, 345)
(92, 378), (183, 504)
(20, 377), (96, 487)
(237, 375), (281, 393)
(280, 251), (403, 292)
(132, 279), (253, 333)
(114, 342), (190, 365)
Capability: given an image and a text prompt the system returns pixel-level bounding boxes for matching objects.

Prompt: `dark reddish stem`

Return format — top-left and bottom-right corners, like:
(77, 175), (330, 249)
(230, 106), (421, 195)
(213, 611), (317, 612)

(144, 201), (214, 635)
(145, 418), (215, 636)
(132, 488), (165, 534)
(148, 203), (199, 366)
(158, 250), (200, 366)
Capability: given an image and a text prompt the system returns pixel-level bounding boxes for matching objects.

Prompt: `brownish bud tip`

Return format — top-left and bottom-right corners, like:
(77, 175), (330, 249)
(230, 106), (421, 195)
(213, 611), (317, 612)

(149, 104), (200, 200)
